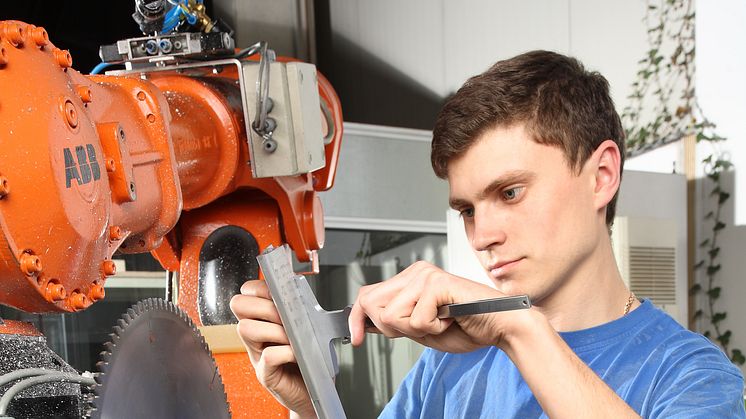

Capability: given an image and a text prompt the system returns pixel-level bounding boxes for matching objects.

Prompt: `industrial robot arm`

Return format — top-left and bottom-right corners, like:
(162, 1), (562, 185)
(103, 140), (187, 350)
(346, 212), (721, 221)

(0, 7), (342, 416)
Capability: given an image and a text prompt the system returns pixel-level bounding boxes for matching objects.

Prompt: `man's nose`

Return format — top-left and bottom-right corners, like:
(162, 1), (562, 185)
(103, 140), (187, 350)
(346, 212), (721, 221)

(470, 210), (507, 252)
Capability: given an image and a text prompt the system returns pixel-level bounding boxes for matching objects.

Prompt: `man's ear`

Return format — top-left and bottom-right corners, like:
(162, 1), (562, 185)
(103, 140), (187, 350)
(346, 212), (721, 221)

(590, 140), (622, 211)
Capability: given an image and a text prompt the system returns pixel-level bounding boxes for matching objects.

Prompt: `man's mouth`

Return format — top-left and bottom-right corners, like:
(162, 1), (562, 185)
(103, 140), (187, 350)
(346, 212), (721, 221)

(487, 258), (524, 278)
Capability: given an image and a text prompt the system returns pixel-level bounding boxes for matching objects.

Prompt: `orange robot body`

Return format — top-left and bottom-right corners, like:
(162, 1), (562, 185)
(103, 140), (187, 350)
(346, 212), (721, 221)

(0, 18), (343, 418)
(0, 21), (182, 313)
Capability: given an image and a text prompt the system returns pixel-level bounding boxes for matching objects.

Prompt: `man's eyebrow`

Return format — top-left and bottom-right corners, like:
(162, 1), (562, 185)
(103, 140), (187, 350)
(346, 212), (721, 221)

(449, 170), (535, 209)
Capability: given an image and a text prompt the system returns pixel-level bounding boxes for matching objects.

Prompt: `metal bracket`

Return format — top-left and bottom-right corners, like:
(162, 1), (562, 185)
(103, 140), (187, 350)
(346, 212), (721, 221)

(257, 245), (348, 419)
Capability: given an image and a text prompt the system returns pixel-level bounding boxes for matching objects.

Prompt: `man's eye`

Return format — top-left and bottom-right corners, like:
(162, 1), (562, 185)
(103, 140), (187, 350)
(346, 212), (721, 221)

(459, 208), (474, 218)
(502, 186), (525, 201)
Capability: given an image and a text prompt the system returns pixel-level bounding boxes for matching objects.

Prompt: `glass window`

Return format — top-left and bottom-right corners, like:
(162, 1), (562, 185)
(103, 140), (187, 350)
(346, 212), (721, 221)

(310, 229), (448, 418)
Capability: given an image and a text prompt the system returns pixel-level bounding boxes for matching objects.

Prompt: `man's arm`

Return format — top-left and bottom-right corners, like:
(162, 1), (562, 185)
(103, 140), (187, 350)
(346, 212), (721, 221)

(349, 261), (641, 418)
(502, 310), (640, 418)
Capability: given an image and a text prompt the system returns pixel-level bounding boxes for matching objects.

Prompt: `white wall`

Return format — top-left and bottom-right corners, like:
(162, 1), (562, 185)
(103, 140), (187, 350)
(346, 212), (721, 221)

(328, 0), (647, 114)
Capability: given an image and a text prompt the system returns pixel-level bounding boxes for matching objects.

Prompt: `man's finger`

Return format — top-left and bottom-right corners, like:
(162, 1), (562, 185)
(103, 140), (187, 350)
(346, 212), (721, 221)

(237, 318), (290, 362)
(240, 279), (271, 298)
(230, 294), (282, 324)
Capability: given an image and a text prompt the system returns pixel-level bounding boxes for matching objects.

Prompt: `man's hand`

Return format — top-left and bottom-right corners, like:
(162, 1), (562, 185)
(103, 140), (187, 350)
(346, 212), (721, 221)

(348, 261), (529, 353)
(230, 280), (315, 419)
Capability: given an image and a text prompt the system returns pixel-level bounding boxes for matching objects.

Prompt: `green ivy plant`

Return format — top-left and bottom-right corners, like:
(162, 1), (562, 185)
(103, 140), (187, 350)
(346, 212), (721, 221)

(621, 0), (743, 365)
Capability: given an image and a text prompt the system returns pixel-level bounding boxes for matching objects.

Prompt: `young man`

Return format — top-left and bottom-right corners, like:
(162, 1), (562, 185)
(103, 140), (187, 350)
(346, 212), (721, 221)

(231, 51), (745, 418)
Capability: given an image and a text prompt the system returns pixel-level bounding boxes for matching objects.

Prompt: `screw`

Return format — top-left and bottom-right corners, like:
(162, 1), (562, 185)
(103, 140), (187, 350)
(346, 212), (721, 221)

(105, 158), (116, 173)
(20, 253), (42, 276)
(45, 282), (66, 302)
(4, 23), (24, 47)
(136, 91), (146, 101)
(53, 48), (72, 68)
(31, 26), (48, 47)
(76, 86), (92, 103)
(69, 292), (88, 310)
(146, 113), (156, 123)
(89, 283), (105, 301)
(102, 260), (116, 276)
(0, 176), (9, 198)
(109, 225), (123, 241)
(64, 100), (78, 128)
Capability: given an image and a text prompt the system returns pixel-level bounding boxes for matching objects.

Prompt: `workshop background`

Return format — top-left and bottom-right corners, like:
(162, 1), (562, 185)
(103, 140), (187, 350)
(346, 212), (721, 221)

(2, 1), (745, 417)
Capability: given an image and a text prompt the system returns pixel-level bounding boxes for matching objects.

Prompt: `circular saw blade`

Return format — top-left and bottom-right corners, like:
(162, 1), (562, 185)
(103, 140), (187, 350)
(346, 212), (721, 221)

(92, 298), (231, 419)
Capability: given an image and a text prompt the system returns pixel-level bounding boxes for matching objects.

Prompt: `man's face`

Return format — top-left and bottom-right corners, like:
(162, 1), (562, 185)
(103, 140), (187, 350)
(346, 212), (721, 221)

(447, 124), (602, 303)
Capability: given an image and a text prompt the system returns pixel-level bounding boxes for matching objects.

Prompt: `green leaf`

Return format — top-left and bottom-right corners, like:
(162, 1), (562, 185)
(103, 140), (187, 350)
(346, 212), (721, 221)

(702, 155), (713, 164)
(704, 211), (714, 219)
(712, 312), (727, 324)
(707, 265), (722, 276)
(704, 330), (712, 338)
(714, 221), (726, 231)
(699, 239), (710, 248)
(731, 349), (746, 365)
(689, 283), (702, 295)
(715, 159), (732, 169)
(694, 260), (705, 269)
(708, 247), (720, 259)
(707, 287), (721, 298)
(692, 309), (703, 320)
(710, 186), (721, 196)
(717, 330), (732, 346)
(718, 192), (730, 204)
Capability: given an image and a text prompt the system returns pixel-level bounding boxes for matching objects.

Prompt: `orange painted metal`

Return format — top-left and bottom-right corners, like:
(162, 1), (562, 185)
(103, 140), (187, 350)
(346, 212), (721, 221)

(0, 320), (42, 337)
(0, 20), (182, 313)
(175, 193), (289, 418)
(0, 20), (344, 417)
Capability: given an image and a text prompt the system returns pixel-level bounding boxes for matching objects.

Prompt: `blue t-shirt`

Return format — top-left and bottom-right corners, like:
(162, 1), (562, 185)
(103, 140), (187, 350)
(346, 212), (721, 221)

(380, 300), (745, 418)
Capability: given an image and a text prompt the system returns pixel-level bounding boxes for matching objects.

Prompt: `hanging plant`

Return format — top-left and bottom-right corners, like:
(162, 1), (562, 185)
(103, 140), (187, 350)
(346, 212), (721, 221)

(622, 0), (743, 365)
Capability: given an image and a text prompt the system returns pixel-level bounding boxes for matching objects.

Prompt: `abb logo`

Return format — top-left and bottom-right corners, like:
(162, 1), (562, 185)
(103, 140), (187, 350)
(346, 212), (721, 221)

(64, 144), (101, 188)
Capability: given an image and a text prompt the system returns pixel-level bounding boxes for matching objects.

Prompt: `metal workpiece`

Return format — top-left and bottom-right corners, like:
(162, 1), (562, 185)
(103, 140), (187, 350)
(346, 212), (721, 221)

(257, 245), (348, 419)
(437, 295), (531, 318)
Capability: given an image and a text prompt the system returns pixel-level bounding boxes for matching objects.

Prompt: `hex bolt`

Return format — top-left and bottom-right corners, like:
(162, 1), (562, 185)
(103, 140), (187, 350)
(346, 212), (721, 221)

(0, 176), (10, 198)
(136, 91), (146, 101)
(53, 48), (72, 68)
(31, 26), (48, 47)
(69, 292), (88, 310)
(20, 253), (42, 276)
(89, 283), (106, 301)
(76, 86), (92, 103)
(102, 260), (117, 276)
(109, 225), (123, 241)
(64, 100), (78, 128)
(4, 23), (24, 47)
(45, 282), (66, 302)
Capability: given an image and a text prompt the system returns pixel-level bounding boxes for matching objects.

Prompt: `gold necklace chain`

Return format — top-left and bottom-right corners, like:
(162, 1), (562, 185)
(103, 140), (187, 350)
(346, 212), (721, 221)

(623, 292), (636, 316)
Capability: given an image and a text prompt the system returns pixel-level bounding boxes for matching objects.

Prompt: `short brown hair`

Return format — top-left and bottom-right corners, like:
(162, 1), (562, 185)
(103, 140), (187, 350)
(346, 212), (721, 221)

(431, 50), (625, 227)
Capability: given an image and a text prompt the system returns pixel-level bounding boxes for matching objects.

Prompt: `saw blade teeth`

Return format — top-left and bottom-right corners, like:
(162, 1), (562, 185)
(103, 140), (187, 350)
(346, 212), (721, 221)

(93, 298), (231, 418)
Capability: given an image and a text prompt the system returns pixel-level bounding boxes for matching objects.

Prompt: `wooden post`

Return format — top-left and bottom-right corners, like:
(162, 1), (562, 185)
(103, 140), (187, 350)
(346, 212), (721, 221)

(684, 134), (697, 330)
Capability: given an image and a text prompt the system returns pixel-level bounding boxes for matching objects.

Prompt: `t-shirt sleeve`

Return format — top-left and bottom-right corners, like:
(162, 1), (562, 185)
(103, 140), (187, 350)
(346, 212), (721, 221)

(649, 366), (745, 418)
(378, 348), (439, 419)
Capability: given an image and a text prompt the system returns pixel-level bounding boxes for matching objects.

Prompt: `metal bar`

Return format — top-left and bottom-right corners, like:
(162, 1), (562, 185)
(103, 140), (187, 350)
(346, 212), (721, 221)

(437, 295), (531, 318)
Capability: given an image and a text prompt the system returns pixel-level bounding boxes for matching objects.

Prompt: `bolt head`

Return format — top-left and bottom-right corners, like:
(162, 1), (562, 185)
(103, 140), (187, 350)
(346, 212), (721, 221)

(102, 260), (117, 276)
(53, 48), (72, 68)
(31, 26), (48, 47)
(20, 253), (42, 276)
